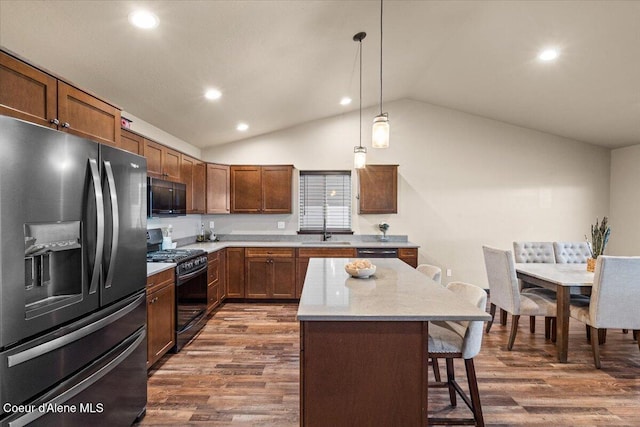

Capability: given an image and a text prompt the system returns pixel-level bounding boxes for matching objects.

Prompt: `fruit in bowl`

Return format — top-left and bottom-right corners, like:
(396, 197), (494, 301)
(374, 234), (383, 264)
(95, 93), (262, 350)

(345, 259), (377, 278)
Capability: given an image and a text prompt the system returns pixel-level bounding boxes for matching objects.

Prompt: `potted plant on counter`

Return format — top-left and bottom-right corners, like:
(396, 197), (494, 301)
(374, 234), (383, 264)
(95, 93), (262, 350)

(378, 222), (390, 241)
(585, 216), (611, 272)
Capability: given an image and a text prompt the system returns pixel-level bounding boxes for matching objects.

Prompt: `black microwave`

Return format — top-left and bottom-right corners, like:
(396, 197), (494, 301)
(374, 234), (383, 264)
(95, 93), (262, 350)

(147, 177), (186, 216)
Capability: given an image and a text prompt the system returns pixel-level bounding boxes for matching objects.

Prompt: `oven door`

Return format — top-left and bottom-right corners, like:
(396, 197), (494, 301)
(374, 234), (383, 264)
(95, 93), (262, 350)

(174, 264), (208, 351)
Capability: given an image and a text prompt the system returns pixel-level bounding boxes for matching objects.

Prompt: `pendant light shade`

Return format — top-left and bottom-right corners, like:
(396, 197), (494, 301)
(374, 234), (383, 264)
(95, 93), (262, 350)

(372, 0), (389, 149)
(353, 31), (367, 169)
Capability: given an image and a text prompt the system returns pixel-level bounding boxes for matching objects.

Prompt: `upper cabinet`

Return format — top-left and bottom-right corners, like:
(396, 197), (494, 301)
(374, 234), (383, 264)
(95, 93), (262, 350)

(120, 129), (144, 155)
(0, 50), (120, 146)
(207, 163), (230, 214)
(230, 165), (293, 214)
(144, 139), (181, 181)
(358, 164), (398, 214)
(181, 154), (206, 214)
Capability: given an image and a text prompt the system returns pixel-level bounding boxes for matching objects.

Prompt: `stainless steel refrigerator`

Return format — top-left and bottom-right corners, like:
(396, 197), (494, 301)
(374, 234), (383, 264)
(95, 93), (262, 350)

(0, 116), (147, 426)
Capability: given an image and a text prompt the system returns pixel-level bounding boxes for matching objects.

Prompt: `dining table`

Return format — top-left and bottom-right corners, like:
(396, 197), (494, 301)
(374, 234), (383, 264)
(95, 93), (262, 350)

(515, 263), (594, 363)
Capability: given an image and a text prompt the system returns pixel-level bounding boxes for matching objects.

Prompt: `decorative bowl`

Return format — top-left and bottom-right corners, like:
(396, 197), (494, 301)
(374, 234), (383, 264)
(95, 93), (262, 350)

(345, 264), (376, 278)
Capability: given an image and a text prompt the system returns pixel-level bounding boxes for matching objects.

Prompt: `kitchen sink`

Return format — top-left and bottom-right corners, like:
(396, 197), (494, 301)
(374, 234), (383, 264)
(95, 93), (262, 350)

(301, 241), (351, 245)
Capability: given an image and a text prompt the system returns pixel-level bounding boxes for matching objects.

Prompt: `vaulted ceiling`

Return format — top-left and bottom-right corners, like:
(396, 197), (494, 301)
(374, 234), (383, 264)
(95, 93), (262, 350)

(1, 0), (639, 148)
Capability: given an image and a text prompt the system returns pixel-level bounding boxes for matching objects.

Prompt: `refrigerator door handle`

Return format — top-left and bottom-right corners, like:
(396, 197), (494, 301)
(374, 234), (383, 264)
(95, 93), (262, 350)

(88, 158), (104, 295)
(103, 160), (119, 289)
(7, 328), (146, 427)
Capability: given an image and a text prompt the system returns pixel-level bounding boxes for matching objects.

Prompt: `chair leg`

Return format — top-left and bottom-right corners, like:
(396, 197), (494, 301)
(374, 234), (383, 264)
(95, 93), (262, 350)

(551, 318), (557, 343)
(529, 316), (536, 333)
(445, 358), (457, 407)
(598, 329), (607, 345)
(590, 326), (601, 369)
(544, 317), (551, 339)
(465, 358), (485, 427)
(586, 324), (591, 342)
(486, 303), (496, 333)
(500, 309), (508, 326)
(431, 357), (441, 382)
(507, 315), (520, 351)
(634, 330), (638, 341)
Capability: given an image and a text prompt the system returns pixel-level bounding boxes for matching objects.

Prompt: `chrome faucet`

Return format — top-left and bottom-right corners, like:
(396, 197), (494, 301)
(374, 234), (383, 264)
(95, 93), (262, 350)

(322, 203), (332, 241)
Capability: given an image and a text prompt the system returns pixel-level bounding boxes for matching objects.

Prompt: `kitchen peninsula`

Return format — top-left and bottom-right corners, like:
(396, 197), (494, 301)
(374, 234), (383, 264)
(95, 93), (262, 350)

(297, 258), (490, 426)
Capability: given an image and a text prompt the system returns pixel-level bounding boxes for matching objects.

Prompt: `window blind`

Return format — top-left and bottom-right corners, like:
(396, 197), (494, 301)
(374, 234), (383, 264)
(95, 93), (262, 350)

(299, 171), (351, 232)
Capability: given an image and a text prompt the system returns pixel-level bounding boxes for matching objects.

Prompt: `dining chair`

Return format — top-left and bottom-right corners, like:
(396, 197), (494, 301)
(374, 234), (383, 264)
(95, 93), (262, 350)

(428, 281), (487, 427)
(569, 256), (640, 368)
(417, 263), (442, 284)
(482, 246), (557, 349)
(553, 242), (592, 264)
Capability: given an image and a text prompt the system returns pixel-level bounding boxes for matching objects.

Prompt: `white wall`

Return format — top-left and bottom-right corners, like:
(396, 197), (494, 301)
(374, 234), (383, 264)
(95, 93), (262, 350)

(609, 144), (640, 255)
(202, 99), (611, 287)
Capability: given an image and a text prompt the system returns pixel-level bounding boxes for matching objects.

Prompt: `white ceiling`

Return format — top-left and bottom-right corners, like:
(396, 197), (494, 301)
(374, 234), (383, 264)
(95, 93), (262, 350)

(1, 1), (639, 149)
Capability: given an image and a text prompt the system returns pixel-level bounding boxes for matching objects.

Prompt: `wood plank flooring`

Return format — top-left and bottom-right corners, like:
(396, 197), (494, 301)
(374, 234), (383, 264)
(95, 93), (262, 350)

(137, 303), (640, 426)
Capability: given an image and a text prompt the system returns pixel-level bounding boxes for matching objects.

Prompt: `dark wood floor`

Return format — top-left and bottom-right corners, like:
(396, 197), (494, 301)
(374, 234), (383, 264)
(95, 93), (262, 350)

(137, 303), (640, 426)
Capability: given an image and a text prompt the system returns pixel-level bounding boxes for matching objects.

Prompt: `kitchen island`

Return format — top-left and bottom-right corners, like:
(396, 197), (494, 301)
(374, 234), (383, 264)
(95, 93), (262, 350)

(297, 258), (490, 427)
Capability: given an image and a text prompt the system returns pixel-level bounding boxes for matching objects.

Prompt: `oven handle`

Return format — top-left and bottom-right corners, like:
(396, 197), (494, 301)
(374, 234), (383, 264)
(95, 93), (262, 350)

(178, 309), (208, 334)
(177, 263), (208, 284)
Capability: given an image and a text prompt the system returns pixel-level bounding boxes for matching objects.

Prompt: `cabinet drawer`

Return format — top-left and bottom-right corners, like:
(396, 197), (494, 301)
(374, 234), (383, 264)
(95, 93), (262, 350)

(207, 250), (220, 263)
(208, 260), (219, 285)
(146, 268), (174, 293)
(245, 247), (295, 258)
(297, 248), (357, 258)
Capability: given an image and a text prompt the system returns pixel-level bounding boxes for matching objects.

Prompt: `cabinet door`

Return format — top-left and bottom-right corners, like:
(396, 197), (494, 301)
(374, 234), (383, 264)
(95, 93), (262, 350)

(57, 81), (120, 146)
(218, 250), (227, 300)
(192, 161), (206, 214)
(120, 129), (144, 155)
(0, 50), (57, 128)
(226, 247), (245, 298)
(181, 155), (196, 212)
(358, 165), (398, 214)
(163, 147), (181, 181)
(245, 258), (270, 298)
(262, 165), (293, 213)
(206, 163), (230, 214)
(144, 139), (164, 178)
(147, 283), (175, 367)
(398, 248), (418, 268)
(272, 257), (296, 298)
(230, 165), (262, 213)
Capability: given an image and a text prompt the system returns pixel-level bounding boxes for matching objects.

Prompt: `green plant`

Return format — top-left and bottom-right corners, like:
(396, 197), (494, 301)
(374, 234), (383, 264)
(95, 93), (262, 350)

(585, 216), (611, 258)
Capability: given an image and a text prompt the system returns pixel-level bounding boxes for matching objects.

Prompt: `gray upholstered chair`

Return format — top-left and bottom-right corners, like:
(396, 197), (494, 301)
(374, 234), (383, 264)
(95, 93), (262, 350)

(513, 241), (555, 264)
(553, 242), (592, 264)
(428, 282), (487, 427)
(569, 256), (640, 368)
(417, 263), (442, 284)
(482, 246), (557, 350)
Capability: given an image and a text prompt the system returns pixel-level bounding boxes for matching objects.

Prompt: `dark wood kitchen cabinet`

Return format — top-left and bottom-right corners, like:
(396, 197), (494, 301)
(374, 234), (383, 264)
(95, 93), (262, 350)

(120, 128), (144, 155)
(296, 247), (357, 298)
(358, 164), (398, 214)
(225, 247), (245, 298)
(144, 139), (181, 181)
(230, 165), (293, 213)
(146, 268), (175, 368)
(207, 163), (230, 214)
(1, 50), (121, 146)
(398, 248), (418, 268)
(181, 154), (206, 214)
(245, 248), (296, 299)
(206, 250), (221, 313)
(218, 249), (227, 301)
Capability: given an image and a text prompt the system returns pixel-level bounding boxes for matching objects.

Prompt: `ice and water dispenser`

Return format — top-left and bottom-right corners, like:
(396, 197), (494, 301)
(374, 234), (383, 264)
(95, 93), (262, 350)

(24, 221), (82, 318)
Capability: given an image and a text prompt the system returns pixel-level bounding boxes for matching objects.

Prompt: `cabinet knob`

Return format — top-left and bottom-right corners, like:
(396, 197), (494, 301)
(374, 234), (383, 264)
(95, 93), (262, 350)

(61, 122), (70, 128)
(50, 118), (60, 126)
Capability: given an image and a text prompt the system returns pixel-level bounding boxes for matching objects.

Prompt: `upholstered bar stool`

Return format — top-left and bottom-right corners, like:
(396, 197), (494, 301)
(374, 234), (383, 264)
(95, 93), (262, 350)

(428, 282), (487, 427)
(417, 263), (444, 381)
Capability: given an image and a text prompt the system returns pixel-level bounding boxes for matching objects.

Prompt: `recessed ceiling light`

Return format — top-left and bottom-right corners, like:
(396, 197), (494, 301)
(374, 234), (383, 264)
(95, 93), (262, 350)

(128, 10), (159, 29)
(236, 123), (249, 132)
(340, 97), (352, 106)
(538, 48), (559, 61)
(205, 89), (222, 100)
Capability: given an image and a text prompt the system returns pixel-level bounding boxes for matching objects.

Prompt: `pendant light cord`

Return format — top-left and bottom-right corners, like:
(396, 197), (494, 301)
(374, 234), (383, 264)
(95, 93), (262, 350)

(379, 0), (383, 115)
(359, 36), (363, 149)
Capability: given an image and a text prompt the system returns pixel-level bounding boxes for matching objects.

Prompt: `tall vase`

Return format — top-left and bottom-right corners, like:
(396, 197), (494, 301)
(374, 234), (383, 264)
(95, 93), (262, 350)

(587, 257), (596, 272)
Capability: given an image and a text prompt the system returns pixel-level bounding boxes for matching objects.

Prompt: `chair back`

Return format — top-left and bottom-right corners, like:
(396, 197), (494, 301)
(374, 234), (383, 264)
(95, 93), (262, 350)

(513, 241), (555, 263)
(553, 242), (591, 264)
(417, 263), (442, 284)
(589, 256), (640, 329)
(446, 281), (487, 359)
(482, 246), (520, 313)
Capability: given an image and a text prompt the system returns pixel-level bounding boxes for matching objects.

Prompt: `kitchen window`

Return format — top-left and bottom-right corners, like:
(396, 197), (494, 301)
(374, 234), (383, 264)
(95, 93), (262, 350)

(299, 171), (352, 233)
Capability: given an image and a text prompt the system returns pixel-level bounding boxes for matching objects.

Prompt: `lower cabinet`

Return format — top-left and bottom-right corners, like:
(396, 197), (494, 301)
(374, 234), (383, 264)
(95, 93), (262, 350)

(245, 248), (296, 299)
(296, 248), (357, 298)
(146, 268), (175, 368)
(207, 251), (221, 313)
(226, 247), (245, 298)
(398, 248), (418, 268)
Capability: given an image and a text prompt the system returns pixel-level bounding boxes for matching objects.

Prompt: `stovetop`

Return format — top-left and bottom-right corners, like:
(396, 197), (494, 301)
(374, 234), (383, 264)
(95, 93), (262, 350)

(146, 248), (206, 263)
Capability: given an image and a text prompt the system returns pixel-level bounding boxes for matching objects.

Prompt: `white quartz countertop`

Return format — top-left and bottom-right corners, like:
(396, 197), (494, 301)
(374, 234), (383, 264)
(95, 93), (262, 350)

(146, 262), (175, 277)
(297, 258), (491, 322)
(180, 240), (419, 253)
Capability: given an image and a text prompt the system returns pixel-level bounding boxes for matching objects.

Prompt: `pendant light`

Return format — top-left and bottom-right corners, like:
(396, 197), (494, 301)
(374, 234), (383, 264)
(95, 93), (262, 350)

(353, 31), (367, 169)
(372, 0), (389, 148)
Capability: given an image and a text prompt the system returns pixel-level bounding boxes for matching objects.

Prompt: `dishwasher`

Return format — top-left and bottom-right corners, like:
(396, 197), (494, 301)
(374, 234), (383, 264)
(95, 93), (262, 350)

(356, 248), (398, 258)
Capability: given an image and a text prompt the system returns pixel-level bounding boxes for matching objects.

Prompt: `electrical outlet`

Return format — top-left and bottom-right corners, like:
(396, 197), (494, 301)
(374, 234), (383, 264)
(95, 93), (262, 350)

(277, 221), (285, 229)
(209, 221), (214, 229)
(446, 269), (452, 277)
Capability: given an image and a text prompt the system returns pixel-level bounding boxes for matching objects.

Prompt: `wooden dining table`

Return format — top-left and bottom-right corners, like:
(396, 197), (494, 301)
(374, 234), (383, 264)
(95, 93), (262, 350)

(515, 263), (594, 363)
